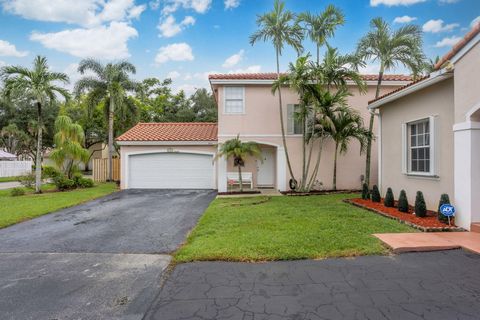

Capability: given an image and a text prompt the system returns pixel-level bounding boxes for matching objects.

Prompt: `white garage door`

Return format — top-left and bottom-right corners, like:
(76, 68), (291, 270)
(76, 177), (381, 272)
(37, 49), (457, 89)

(128, 152), (214, 189)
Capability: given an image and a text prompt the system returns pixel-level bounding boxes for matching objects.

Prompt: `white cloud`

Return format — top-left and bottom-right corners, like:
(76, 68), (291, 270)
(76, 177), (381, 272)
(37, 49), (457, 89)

(393, 15), (417, 24)
(0, 60), (6, 67)
(158, 0), (212, 15)
(173, 83), (200, 95)
(155, 43), (194, 65)
(30, 22), (138, 59)
(224, 0), (240, 9)
(167, 70), (181, 79)
(0, 39), (28, 57)
(439, 0), (460, 3)
(158, 15), (195, 37)
(471, 16), (480, 28)
(422, 19), (459, 33)
(229, 65), (261, 74)
(222, 50), (244, 68)
(2, 0), (145, 27)
(434, 36), (462, 48)
(370, 0), (426, 6)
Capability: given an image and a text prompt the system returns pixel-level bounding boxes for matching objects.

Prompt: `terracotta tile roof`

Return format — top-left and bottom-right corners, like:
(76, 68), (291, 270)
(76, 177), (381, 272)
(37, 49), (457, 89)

(116, 122), (218, 142)
(435, 22), (480, 70)
(208, 73), (412, 82)
(368, 75), (430, 104)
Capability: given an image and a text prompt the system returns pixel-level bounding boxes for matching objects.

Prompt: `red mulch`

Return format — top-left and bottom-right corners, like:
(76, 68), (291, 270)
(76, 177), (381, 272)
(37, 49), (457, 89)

(350, 198), (455, 229)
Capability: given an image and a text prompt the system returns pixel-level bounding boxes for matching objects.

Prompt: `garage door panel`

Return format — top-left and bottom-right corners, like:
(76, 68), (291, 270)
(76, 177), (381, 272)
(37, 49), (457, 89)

(128, 153), (214, 189)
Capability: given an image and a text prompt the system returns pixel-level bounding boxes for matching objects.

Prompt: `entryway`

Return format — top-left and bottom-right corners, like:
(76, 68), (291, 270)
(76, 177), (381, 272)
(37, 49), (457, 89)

(256, 148), (275, 187)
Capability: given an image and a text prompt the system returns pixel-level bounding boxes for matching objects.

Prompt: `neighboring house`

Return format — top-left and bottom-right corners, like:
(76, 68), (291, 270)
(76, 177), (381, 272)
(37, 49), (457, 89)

(117, 74), (410, 191)
(0, 150), (17, 160)
(368, 23), (480, 231)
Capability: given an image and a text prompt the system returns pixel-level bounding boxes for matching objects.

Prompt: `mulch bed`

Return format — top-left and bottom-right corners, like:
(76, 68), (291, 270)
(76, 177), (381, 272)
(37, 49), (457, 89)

(281, 189), (361, 196)
(346, 198), (464, 232)
(217, 190), (261, 195)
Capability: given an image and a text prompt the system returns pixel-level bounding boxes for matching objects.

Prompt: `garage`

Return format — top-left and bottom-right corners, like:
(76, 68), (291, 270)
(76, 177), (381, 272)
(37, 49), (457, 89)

(128, 152), (214, 189)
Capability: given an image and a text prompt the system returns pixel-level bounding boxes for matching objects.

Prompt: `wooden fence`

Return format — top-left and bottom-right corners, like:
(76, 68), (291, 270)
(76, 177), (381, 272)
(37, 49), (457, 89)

(0, 161), (32, 177)
(92, 158), (120, 182)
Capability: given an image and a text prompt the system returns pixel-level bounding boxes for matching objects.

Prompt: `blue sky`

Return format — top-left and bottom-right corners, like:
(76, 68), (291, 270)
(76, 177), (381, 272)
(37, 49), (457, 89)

(0, 0), (479, 94)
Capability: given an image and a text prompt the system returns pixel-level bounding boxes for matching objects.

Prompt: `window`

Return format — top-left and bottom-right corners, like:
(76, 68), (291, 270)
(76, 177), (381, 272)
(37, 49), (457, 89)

(224, 87), (244, 114)
(407, 119), (431, 174)
(287, 104), (304, 134)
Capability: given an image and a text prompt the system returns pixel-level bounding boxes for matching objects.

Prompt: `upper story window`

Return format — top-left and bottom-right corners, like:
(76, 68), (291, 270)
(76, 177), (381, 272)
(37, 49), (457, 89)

(287, 104), (304, 135)
(224, 87), (245, 114)
(403, 116), (436, 176)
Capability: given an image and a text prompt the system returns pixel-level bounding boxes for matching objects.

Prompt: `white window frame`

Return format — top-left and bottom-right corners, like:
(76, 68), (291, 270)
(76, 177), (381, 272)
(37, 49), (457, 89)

(287, 104), (305, 135)
(402, 116), (437, 177)
(223, 86), (245, 114)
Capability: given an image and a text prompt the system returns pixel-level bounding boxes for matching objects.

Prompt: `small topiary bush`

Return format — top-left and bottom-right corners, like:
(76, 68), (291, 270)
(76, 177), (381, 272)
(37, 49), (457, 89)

(384, 188), (395, 207)
(42, 165), (61, 179)
(414, 191), (427, 217)
(437, 193), (450, 223)
(53, 175), (76, 191)
(77, 177), (94, 188)
(10, 187), (25, 197)
(361, 183), (370, 200)
(397, 190), (409, 213)
(371, 185), (381, 202)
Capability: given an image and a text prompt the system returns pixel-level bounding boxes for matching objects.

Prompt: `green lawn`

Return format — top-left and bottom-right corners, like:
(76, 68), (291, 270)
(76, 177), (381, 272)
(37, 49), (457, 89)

(175, 194), (415, 262)
(0, 183), (117, 228)
(0, 176), (18, 183)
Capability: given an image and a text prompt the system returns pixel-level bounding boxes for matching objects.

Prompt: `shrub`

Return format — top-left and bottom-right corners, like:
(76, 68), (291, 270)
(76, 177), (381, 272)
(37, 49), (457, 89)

(53, 175), (76, 191)
(437, 193), (450, 223)
(42, 165), (61, 179)
(17, 173), (35, 189)
(77, 177), (94, 188)
(397, 190), (409, 213)
(384, 188), (395, 207)
(414, 191), (427, 217)
(10, 187), (25, 197)
(361, 183), (370, 200)
(371, 185), (381, 202)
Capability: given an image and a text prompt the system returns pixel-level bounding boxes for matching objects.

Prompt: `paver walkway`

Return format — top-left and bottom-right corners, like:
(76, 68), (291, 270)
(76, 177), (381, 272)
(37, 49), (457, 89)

(145, 250), (480, 320)
(374, 232), (480, 254)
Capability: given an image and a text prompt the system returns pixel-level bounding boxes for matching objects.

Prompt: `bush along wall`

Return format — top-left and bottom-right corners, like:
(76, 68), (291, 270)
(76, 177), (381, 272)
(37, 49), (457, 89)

(384, 188), (395, 207)
(361, 183), (370, 200)
(371, 185), (381, 202)
(414, 191), (427, 217)
(437, 194), (450, 223)
(397, 190), (409, 213)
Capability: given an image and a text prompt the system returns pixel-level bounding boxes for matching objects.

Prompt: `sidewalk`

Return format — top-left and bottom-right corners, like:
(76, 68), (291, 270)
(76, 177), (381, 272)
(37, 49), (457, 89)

(0, 181), (21, 190)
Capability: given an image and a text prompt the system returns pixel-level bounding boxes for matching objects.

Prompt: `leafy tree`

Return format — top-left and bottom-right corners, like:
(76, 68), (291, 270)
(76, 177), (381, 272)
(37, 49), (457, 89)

(1, 56), (69, 193)
(0, 123), (30, 156)
(397, 189), (409, 213)
(371, 185), (381, 202)
(414, 191), (427, 217)
(298, 5), (345, 64)
(190, 88), (217, 122)
(49, 115), (89, 178)
(356, 17), (425, 188)
(75, 59), (138, 181)
(384, 187), (394, 207)
(250, 0), (304, 188)
(216, 136), (261, 192)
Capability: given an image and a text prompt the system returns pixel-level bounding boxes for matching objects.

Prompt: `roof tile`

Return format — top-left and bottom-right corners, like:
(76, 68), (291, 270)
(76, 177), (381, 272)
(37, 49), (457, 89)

(116, 122), (218, 142)
(208, 73), (412, 81)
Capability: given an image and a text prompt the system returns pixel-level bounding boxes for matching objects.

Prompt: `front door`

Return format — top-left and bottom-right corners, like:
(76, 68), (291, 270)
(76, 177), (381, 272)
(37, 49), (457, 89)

(257, 148), (275, 187)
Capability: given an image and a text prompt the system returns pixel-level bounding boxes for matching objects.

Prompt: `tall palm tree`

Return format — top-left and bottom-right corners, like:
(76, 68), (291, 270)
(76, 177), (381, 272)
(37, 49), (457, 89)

(216, 136), (261, 192)
(298, 5), (345, 64)
(1, 56), (69, 193)
(250, 0), (303, 188)
(74, 59), (138, 181)
(356, 17), (425, 187)
(328, 107), (371, 190)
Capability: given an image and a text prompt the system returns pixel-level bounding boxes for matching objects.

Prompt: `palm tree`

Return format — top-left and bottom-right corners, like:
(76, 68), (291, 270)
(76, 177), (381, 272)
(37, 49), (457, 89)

(356, 17), (425, 187)
(250, 0), (303, 188)
(216, 136), (261, 192)
(50, 115), (89, 178)
(298, 5), (345, 64)
(1, 56), (69, 193)
(328, 107), (371, 190)
(74, 59), (138, 181)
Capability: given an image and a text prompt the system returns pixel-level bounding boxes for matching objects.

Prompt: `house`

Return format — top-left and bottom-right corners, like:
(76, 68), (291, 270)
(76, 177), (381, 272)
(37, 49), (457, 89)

(117, 73), (411, 191)
(368, 23), (480, 231)
(0, 150), (17, 160)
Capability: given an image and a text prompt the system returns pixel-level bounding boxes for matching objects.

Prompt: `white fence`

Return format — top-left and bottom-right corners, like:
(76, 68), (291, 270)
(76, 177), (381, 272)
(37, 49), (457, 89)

(0, 161), (32, 177)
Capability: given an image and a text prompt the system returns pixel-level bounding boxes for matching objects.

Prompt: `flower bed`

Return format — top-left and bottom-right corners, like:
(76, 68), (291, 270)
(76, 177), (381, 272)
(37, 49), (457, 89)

(346, 198), (464, 232)
(281, 189), (361, 196)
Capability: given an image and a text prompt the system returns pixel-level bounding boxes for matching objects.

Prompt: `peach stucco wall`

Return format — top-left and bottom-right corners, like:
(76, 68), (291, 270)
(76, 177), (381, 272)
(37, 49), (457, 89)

(214, 83), (403, 190)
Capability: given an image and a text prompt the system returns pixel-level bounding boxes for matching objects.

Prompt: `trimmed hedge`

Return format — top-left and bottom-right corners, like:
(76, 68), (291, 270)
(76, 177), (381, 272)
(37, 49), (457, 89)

(414, 191), (427, 217)
(398, 190), (409, 213)
(384, 188), (395, 207)
(361, 183), (370, 200)
(371, 185), (381, 202)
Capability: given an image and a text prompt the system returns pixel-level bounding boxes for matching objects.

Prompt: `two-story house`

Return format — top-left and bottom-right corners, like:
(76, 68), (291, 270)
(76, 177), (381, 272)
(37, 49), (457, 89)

(117, 73), (411, 192)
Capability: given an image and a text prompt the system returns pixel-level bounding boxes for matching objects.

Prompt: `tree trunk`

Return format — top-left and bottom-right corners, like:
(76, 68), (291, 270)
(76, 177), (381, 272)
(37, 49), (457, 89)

(316, 44), (320, 66)
(108, 98), (114, 181)
(333, 142), (339, 191)
(238, 162), (243, 192)
(35, 102), (43, 193)
(301, 111), (307, 190)
(307, 138), (324, 191)
(364, 65), (384, 188)
(275, 49), (295, 185)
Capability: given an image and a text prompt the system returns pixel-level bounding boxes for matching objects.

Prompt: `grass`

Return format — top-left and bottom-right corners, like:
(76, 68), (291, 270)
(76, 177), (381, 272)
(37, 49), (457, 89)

(0, 183), (118, 228)
(0, 176), (18, 183)
(175, 194), (415, 262)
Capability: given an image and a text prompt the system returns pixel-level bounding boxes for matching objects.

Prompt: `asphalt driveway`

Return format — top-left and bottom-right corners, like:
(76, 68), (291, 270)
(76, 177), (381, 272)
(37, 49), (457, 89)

(0, 189), (217, 254)
(0, 189), (216, 319)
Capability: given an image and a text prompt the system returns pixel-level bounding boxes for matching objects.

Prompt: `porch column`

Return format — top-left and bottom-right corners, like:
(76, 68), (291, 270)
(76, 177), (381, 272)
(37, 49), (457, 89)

(453, 121), (480, 230)
(276, 146), (287, 191)
(217, 153), (228, 192)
